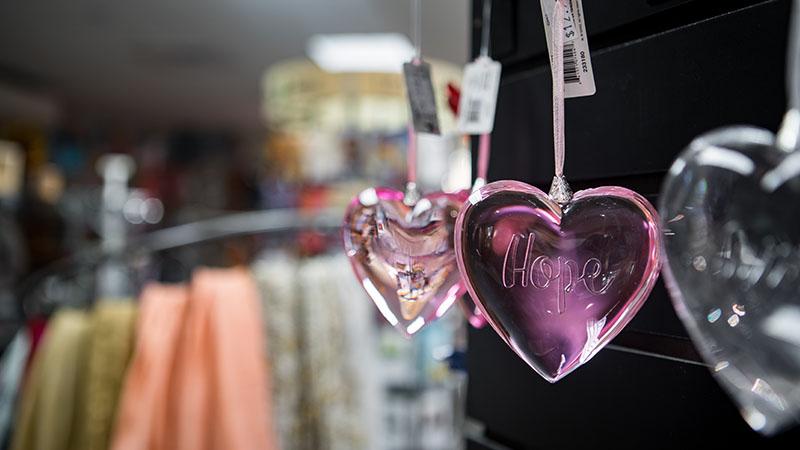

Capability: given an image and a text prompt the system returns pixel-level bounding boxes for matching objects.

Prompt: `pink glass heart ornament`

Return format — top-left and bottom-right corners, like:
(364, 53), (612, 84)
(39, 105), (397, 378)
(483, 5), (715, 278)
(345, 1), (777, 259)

(459, 294), (487, 329)
(455, 180), (662, 381)
(343, 187), (469, 337)
(660, 125), (800, 434)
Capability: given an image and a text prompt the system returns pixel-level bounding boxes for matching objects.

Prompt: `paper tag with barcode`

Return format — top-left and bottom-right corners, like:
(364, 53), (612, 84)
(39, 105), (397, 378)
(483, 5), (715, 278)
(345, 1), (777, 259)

(540, 0), (596, 98)
(403, 60), (441, 135)
(457, 56), (502, 134)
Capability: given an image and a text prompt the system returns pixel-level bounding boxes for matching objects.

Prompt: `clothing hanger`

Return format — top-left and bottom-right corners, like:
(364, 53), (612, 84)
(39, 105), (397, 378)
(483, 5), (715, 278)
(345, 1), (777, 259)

(15, 206), (344, 318)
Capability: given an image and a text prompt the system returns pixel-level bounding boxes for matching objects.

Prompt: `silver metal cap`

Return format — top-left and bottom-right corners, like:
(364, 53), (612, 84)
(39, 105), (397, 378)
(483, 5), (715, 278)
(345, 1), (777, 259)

(548, 175), (573, 205)
(403, 181), (421, 206)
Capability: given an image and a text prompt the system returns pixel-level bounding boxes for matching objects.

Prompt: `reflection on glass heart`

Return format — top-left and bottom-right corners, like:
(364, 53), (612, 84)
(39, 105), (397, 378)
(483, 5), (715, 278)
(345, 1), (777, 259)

(343, 187), (468, 337)
(459, 296), (487, 329)
(455, 181), (662, 382)
(660, 126), (800, 435)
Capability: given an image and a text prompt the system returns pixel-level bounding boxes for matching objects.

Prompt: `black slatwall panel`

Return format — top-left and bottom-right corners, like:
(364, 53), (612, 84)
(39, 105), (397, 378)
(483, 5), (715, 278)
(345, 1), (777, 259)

(466, 0), (800, 448)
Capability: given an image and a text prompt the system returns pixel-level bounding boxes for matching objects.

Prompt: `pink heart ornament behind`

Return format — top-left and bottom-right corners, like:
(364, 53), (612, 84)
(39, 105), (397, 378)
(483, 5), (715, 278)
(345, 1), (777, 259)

(343, 187), (468, 337)
(455, 180), (662, 381)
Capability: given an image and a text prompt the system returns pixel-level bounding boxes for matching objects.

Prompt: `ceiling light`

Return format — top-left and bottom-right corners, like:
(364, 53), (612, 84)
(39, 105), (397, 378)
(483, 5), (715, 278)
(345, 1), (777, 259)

(307, 33), (414, 74)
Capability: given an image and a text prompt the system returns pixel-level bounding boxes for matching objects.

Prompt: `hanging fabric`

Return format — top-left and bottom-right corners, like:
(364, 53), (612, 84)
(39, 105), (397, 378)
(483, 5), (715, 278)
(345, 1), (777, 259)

(23, 319), (46, 373)
(73, 300), (137, 450)
(0, 330), (30, 447)
(110, 285), (189, 450)
(11, 309), (91, 450)
(165, 268), (276, 450)
(252, 253), (304, 450)
(253, 253), (382, 450)
(326, 255), (382, 450)
(296, 255), (373, 450)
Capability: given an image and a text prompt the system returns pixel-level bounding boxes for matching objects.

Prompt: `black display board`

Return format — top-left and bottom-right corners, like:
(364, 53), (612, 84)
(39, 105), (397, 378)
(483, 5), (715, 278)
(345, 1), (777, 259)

(465, 0), (800, 448)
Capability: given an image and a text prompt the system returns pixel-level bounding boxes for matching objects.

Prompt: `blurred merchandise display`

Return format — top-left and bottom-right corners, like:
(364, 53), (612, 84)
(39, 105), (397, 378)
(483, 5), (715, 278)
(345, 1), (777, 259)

(262, 59), (461, 134)
(4, 0), (800, 448)
(2, 239), (467, 450)
(0, 4), (473, 449)
(0, 119), (470, 448)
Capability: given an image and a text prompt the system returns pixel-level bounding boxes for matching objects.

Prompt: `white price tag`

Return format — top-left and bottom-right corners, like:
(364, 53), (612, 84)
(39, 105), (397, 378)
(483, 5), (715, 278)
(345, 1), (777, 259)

(540, 0), (596, 98)
(457, 56), (502, 134)
(403, 60), (441, 135)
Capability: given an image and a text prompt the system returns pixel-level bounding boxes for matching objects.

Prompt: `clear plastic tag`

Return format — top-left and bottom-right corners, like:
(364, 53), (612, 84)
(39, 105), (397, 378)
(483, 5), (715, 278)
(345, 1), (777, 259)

(457, 56), (502, 134)
(540, 0), (596, 98)
(403, 60), (441, 135)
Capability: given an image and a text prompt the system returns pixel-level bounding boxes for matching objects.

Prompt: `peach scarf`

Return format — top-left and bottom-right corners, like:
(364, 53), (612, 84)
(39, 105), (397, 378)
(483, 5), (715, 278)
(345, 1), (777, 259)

(111, 268), (276, 450)
(109, 285), (188, 450)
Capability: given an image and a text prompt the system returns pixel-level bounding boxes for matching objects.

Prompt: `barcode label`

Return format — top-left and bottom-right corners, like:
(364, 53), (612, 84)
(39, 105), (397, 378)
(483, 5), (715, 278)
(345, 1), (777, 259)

(403, 60), (441, 135)
(563, 42), (580, 84)
(540, 0), (596, 98)
(457, 57), (502, 134)
(466, 99), (482, 123)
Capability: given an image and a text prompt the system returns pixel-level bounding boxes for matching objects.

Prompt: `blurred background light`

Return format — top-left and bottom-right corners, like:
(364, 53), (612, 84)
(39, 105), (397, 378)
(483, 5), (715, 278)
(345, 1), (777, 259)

(307, 33), (415, 73)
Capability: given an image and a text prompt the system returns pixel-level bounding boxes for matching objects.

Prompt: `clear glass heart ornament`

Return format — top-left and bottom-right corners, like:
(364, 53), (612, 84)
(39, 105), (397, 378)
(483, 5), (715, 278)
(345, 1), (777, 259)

(660, 125), (800, 435)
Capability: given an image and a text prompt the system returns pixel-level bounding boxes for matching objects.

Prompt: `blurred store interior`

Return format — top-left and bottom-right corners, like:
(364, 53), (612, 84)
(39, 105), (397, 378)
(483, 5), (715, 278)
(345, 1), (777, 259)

(6, 0), (800, 449)
(0, 1), (474, 450)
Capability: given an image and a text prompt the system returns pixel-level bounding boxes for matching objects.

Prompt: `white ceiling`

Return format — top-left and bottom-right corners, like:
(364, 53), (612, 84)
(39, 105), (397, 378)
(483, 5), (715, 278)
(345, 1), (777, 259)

(0, 0), (469, 131)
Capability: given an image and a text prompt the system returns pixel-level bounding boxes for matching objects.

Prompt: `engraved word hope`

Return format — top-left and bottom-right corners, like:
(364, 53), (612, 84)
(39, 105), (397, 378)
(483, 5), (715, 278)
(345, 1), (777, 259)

(501, 233), (615, 313)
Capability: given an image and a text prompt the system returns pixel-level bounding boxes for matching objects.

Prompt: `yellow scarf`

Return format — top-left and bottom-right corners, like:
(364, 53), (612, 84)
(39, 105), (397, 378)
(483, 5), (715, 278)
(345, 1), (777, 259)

(73, 300), (137, 450)
(11, 309), (91, 450)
